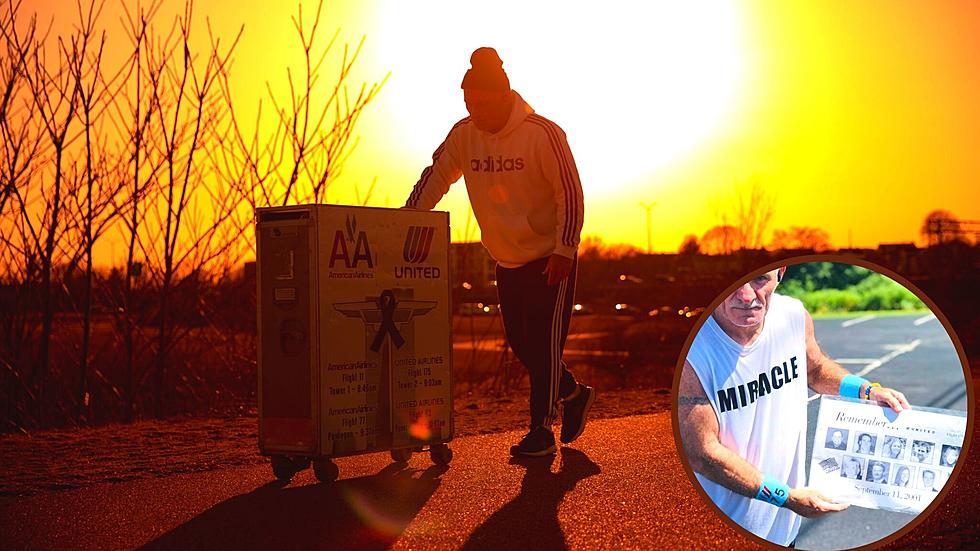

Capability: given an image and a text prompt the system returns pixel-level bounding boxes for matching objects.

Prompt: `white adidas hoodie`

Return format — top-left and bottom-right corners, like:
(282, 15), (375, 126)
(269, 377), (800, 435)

(405, 91), (584, 268)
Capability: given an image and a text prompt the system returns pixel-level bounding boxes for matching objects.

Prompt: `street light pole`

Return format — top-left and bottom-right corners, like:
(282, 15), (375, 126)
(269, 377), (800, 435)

(640, 202), (656, 254)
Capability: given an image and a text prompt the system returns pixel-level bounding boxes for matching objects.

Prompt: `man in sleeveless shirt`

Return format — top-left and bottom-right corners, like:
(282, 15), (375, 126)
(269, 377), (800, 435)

(677, 267), (909, 546)
(404, 48), (594, 457)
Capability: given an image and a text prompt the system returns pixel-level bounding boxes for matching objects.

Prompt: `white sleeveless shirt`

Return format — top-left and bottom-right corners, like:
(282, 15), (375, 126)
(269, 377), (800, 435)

(686, 293), (809, 546)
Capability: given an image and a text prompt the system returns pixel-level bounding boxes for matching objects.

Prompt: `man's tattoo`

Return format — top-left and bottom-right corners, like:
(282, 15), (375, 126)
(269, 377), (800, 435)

(678, 395), (711, 406)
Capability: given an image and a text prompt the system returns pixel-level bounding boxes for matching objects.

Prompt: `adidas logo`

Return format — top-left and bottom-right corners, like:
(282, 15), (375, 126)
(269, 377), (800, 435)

(470, 156), (525, 173)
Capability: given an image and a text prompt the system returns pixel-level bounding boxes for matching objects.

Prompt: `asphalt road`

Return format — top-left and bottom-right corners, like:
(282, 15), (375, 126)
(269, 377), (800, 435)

(809, 312), (966, 411)
(797, 312), (970, 550)
(1, 404), (976, 550)
(0, 413), (754, 551)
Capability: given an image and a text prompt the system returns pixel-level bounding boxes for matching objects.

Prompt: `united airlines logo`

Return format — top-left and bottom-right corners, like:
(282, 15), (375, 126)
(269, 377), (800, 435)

(398, 226), (441, 279)
(403, 226), (435, 263)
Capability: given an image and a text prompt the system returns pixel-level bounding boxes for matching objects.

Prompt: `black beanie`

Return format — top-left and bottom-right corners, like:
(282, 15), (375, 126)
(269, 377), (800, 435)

(461, 47), (510, 92)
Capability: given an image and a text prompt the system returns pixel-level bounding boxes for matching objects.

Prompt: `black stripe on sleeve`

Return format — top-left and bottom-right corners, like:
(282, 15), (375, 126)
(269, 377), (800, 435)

(525, 117), (574, 243)
(407, 117), (471, 207)
(527, 115), (581, 246)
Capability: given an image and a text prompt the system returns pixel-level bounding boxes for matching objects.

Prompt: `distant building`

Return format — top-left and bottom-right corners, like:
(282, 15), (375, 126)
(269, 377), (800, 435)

(449, 242), (496, 306)
(874, 243), (921, 276)
(449, 242), (495, 288)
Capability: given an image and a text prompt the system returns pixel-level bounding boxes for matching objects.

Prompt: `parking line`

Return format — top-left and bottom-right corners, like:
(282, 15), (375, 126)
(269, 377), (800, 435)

(913, 313), (936, 326)
(808, 339), (922, 402)
(841, 314), (876, 328)
(854, 339), (922, 377)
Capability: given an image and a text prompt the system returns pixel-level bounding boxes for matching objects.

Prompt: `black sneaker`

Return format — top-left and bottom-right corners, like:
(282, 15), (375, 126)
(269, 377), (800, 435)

(560, 384), (595, 444)
(509, 426), (557, 457)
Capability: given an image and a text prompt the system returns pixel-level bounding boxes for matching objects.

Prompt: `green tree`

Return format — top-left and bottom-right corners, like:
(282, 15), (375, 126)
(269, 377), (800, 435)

(781, 262), (870, 293)
(779, 262), (924, 313)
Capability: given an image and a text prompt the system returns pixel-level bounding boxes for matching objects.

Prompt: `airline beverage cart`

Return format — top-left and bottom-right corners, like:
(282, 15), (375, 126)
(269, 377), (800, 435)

(256, 204), (453, 482)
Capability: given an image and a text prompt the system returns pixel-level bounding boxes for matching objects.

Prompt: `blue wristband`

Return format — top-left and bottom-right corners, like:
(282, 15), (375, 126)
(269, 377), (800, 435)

(756, 475), (790, 507)
(840, 374), (869, 399)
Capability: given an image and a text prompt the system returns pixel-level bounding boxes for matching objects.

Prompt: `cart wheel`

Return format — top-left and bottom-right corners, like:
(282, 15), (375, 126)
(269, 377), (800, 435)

(430, 443), (453, 465)
(271, 455), (306, 481)
(313, 459), (339, 483)
(391, 448), (413, 463)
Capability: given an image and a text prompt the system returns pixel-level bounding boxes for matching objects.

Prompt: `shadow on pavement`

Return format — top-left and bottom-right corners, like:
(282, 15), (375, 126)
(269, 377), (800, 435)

(461, 447), (600, 550)
(140, 462), (449, 551)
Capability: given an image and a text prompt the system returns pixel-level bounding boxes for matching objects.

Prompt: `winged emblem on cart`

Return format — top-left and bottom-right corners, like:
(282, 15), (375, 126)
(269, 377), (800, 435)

(334, 290), (437, 351)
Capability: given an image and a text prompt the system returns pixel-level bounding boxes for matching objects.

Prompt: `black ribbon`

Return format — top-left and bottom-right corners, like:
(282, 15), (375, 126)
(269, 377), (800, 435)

(370, 290), (405, 352)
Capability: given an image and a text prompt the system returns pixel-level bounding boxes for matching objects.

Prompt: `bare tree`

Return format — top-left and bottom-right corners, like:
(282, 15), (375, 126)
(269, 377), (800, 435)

(713, 176), (776, 251)
(700, 225), (743, 255)
(136, 0), (241, 418)
(18, 5), (89, 426)
(578, 235), (641, 261)
(0, 0), (129, 427)
(678, 234), (700, 255)
(101, 0), (169, 421)
(770, 226), (832, 252)
(63, 0), (129, 422)
(0, 0), (47, 427)
(0, 0), (389, 429)
(0, 0), (45, 218)
(920, 209), (964, 246)
(215, 0), (387, 222)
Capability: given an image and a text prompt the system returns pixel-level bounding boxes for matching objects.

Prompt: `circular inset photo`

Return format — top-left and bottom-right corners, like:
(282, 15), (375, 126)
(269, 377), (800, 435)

(672, 258), (971, 550)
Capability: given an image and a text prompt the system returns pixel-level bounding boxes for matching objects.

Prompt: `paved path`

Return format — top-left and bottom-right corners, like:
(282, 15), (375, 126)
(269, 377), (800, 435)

(0, 413), (752, 550)
(2, 405), (976, 550)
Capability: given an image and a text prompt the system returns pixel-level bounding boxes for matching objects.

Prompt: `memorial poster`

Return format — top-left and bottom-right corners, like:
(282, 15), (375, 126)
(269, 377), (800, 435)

(809, 395), (966, 514)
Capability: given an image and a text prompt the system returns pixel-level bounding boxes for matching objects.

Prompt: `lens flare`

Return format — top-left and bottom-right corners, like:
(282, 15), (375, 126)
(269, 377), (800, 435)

(342, 487), (409, 539)
(409, 414), (433, 440)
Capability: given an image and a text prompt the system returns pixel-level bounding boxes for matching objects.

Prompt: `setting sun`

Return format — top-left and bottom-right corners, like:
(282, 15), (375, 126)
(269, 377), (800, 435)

(1, 2), (978, 548)
(9, 0), (980, 253)
(374, 1), (745, 197)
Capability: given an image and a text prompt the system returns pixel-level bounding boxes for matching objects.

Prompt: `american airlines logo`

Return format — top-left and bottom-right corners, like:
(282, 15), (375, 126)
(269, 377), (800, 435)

(403, 226), (436, 263)
(328, 215), (376, 269)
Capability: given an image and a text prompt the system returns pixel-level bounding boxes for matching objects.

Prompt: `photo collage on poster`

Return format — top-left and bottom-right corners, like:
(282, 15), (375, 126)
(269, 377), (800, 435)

(824, 425), (961, 492)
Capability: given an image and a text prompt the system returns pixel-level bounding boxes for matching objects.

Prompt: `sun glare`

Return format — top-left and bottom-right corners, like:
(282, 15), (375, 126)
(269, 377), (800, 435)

(376, 1), (745, 196)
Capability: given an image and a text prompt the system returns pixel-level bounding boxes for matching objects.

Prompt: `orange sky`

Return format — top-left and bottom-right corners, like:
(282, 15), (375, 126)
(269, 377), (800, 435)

(21, 0), (980, 254)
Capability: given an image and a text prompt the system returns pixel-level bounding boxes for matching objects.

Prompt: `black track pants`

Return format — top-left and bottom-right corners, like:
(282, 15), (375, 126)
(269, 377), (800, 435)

(496, 255), (579, 428)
